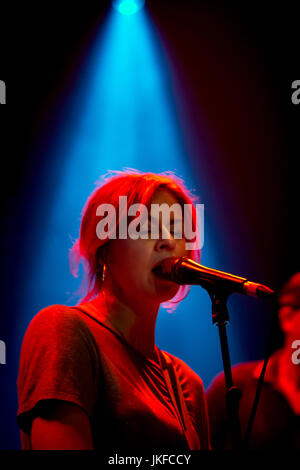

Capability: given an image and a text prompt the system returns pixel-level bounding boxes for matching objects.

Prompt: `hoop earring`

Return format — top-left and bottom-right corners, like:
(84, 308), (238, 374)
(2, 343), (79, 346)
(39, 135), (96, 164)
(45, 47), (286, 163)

(102, 263), (106, 283)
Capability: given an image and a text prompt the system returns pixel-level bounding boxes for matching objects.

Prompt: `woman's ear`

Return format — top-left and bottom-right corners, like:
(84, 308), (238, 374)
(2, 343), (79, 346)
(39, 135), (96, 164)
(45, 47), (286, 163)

(96, 242), (110, 267)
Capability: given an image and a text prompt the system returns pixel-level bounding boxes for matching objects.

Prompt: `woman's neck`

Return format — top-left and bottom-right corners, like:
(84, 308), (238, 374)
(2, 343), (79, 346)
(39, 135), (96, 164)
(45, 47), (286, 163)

(92, 291), (160, 360)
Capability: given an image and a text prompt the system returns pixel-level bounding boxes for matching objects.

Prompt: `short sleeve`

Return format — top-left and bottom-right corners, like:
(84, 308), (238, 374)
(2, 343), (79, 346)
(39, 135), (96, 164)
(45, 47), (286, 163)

(189, 373), (211, 450)
(168, 353), (212, 450)
(180, 364), (211, 450)
(206, 371), (228, 449)
(17, 305), (100, 433)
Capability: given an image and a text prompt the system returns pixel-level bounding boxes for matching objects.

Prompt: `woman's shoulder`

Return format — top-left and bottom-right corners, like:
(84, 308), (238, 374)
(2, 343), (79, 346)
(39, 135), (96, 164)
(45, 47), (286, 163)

(22, 304), (93, 344)
(29, 303), (83, 323)
(18, 304), (100, 374)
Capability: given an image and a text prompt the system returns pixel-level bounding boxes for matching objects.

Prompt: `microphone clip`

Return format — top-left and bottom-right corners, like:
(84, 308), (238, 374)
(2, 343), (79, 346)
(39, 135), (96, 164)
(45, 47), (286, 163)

(205, 283), (231, 325)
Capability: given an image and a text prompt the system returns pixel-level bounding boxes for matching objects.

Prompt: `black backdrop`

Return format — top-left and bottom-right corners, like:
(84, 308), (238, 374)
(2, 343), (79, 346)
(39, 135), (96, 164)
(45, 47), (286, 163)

(0, 0), (299, 451)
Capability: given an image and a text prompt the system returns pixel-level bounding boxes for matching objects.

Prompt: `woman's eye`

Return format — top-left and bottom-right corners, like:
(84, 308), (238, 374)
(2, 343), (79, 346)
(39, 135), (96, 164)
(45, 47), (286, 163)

(171, 224), (184, 239)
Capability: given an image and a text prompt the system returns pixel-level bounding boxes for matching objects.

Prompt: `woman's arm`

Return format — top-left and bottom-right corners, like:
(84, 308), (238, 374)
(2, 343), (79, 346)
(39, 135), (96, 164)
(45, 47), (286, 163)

(31, 401), (94, 450)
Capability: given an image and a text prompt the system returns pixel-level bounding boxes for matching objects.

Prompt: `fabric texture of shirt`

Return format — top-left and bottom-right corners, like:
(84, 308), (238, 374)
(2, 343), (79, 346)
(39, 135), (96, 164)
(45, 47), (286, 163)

(17, 301), (211, 451)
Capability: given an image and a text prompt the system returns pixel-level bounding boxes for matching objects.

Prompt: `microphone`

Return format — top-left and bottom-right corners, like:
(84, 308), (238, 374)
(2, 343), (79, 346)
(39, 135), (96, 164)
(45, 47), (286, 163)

(153, 257), (275, 299)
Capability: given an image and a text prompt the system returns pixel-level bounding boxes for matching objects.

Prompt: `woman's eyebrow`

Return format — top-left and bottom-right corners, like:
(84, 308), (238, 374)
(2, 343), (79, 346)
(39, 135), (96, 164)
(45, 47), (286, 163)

(148, 213), (183, 224)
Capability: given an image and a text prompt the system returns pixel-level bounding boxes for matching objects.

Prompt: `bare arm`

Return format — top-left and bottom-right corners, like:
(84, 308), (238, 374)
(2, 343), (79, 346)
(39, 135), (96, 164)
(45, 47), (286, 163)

(31, 401), (94, 450)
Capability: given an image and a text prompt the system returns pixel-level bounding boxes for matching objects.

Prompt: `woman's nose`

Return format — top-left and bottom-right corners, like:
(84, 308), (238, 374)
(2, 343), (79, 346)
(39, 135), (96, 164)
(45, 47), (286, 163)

(155, 236), (177, 252)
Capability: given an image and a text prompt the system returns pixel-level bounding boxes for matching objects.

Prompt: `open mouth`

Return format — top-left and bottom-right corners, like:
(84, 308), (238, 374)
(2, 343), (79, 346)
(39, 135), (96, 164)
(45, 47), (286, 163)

(152, 259), (166, 274)
(152, 258), (173, 280)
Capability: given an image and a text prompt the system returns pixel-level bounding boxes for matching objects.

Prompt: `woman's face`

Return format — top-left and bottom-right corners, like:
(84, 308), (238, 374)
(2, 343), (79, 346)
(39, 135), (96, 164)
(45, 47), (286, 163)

(103, 188), (188, 307)
(278, 294), (300, 338)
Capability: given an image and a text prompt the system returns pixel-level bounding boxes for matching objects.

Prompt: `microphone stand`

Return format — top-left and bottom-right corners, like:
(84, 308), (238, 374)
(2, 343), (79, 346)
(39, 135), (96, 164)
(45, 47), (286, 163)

(206, 283), (243, 450)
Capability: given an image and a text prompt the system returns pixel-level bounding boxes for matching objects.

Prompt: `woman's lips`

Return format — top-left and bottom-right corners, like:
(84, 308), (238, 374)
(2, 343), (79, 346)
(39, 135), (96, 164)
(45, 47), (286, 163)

(152, 259), (167, 276)
(152, 257), (173, 271)
(152, 259), (174, 283)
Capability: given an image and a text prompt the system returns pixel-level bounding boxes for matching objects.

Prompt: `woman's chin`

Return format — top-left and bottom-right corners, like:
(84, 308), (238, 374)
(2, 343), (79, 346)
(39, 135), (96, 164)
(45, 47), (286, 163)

(153, 282), (179, 302)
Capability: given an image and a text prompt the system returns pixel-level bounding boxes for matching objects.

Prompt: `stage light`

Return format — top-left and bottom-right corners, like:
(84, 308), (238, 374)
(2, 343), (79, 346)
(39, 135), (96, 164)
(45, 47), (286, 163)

(112, 0), (145, 16)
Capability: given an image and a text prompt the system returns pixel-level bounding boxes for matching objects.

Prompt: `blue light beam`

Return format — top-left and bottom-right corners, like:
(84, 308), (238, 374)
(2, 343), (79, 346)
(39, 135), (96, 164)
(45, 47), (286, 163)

(113, 0), (145, 15)
(17, 6), (226, 388)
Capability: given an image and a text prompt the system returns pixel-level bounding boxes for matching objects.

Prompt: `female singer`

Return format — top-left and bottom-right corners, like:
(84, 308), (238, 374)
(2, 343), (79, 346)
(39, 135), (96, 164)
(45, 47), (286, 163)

(17, 170), (211, 451)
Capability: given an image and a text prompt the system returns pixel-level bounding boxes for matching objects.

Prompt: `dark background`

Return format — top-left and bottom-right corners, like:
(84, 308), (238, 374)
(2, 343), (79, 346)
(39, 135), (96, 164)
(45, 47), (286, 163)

(0, 0), (299, 450)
